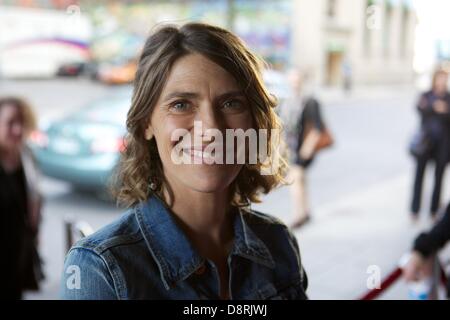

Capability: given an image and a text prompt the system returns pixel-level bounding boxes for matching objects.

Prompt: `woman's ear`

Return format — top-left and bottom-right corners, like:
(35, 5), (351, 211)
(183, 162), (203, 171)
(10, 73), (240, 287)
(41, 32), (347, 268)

(144, 125), (154, 140)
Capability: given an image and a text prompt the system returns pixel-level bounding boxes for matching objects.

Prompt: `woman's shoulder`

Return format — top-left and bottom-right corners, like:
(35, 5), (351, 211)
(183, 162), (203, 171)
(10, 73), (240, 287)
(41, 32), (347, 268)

(69, 208), (144, 256)
(241, 207), (296, 243)
(241, 207), (287, 227)
(420, 90), (433, 99)
(303, 96), (320, 109)
(242, 207), (306, 286)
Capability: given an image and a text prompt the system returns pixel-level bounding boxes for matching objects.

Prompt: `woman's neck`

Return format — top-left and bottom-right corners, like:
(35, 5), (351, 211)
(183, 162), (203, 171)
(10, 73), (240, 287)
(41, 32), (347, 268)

(164, 186), (233, 244)
(0, 147), (21, 173)
(433, 88), (446, 97)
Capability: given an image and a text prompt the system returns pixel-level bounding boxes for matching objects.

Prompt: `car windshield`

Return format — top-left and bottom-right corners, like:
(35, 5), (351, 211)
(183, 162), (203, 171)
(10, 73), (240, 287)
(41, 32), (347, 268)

(73, 93), (131, 125)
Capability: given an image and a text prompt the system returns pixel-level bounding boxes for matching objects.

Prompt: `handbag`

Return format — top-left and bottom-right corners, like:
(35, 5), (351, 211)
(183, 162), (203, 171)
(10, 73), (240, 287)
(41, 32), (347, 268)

(314, 127), (334, 152)
(409, 129), (432, 158)
(299, 125), (334, 162)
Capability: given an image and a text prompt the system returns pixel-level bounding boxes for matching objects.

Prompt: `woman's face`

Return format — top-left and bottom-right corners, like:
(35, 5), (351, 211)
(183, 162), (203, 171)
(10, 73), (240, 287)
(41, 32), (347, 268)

(148, 53), (253, 195)
(0, 104), (25, 152)
(434, 73), (448, 94)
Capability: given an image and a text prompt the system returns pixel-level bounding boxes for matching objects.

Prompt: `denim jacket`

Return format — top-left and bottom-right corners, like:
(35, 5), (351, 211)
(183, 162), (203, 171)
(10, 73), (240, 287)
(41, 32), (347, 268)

(60, 195), (308, 300)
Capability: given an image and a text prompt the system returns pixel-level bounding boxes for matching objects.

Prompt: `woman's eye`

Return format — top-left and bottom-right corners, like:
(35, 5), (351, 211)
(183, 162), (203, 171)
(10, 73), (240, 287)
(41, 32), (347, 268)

(222, 99), (244, 111)
(170, 101), (191, 112)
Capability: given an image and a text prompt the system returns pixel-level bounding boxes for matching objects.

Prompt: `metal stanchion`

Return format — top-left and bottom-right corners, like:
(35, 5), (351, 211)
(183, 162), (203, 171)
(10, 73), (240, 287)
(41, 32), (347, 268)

(63, 218), (94, 254)
(64, 218), (74, 254)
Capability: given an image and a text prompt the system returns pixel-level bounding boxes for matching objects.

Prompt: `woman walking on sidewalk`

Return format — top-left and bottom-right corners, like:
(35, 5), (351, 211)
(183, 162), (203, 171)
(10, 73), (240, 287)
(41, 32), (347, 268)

(282, 71), (332, 230)
(410, 68), (450, 221)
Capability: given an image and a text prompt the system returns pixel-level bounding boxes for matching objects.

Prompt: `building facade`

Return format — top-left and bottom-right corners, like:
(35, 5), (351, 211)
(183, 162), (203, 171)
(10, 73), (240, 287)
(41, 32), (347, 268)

(290, 0), (416, 87)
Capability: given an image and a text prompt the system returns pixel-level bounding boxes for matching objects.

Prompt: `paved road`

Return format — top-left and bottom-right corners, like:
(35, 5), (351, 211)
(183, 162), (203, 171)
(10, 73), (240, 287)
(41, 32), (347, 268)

(1, 79), (448, 299)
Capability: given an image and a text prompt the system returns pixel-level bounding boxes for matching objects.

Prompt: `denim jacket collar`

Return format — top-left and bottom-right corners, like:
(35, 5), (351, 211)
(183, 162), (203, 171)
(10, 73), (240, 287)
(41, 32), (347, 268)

(135, 195), (275, 290)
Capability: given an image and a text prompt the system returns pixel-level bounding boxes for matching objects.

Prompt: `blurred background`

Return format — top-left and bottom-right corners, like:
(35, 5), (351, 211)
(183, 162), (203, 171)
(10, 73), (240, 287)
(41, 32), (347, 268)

(0, 0), (449, 300)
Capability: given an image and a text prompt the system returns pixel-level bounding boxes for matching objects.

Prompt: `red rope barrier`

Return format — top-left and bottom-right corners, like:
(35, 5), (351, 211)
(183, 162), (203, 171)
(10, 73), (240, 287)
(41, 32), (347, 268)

(358, 258), (448, 300)
(359, 267), (403, 300)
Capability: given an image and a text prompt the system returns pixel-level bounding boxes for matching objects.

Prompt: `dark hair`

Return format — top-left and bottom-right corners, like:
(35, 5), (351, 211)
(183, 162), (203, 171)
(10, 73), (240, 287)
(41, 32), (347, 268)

(111, 22), (288, 208)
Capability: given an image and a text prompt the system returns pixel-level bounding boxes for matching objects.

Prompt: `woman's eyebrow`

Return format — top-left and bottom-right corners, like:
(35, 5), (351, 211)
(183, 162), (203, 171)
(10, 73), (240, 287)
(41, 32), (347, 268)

(217, 90), (245, 100)
(162, 91), (199, 102)
(162, 90), (245, 102)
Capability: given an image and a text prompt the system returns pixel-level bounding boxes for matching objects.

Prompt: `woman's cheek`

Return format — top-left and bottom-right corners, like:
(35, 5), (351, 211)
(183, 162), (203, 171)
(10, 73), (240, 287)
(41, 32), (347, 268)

(157, 121), (187, 162)
(228, 113), (254, 131)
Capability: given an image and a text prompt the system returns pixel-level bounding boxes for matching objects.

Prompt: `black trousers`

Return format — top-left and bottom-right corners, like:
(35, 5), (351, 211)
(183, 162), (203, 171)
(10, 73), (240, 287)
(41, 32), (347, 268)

(411, 143), (449, 215)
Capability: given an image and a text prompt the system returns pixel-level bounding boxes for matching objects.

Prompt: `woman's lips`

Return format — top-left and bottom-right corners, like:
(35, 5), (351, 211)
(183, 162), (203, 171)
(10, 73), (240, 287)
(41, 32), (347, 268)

(175, 142), (239, 164)
(182, 147), (216, 162)
(179, 143), (229, 163)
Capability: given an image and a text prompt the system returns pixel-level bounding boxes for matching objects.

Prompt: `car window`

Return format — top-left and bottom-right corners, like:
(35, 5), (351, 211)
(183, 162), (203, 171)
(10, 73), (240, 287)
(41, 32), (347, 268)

(74, 97), (131, 125)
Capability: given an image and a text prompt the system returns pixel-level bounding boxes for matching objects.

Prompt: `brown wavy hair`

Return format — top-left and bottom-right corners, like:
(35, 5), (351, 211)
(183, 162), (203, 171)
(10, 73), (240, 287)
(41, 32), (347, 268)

(0, 96), (37, 136)
(111, 22), (289, 208)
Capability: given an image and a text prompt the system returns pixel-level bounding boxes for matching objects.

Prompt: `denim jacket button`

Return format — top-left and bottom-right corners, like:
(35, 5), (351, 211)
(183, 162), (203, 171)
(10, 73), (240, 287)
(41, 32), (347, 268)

(195, 264), (207, 275)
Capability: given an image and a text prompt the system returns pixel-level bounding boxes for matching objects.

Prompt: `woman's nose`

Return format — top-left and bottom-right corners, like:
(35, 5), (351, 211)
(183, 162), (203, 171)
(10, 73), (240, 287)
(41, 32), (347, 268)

(196, 102), (224, 132)
(11, 123), (24, 137)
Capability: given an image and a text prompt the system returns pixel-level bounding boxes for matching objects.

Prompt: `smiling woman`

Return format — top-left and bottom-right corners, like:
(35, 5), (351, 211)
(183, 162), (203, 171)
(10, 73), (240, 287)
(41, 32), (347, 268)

(60, 22), (308, 300)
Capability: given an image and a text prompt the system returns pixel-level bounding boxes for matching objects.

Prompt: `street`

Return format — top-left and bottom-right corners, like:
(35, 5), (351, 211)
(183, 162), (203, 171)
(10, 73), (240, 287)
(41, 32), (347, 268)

(1, 78), (448, 299)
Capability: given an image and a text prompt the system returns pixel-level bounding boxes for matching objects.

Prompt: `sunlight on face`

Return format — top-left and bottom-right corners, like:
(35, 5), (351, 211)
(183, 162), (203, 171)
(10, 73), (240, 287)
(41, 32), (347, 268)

(0, 104), (25, 152)
(434, 73), (448, 94)
(148, 53), (253, 195)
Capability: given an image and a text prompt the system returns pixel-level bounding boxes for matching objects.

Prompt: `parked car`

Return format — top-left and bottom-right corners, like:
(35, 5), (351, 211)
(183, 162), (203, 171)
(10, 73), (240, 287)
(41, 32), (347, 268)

(28, 88), (132, 192)
(263, 69), (289, 104)
(57, 62), (87, 77)
(96, 57), (137, 85)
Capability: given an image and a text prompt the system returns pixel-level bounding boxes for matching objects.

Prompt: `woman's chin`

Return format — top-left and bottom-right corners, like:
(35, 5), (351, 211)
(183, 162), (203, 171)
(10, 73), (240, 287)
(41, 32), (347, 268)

(176, 170), (237, 194)
(184, 177), (231, 194)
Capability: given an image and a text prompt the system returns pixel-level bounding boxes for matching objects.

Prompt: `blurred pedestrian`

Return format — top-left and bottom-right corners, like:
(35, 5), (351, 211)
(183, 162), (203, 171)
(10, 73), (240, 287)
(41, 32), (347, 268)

(0, 97), (44, 299)
(410, 68), (450, 221)
(282, 70), (333, 230)
(402, 202), (450, 298)
(342, 59), (352, 94)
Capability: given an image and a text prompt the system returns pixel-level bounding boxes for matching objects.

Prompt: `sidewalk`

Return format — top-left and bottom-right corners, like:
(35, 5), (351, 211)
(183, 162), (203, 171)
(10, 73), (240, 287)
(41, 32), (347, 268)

(316, 84), (417, 106)
(253, 171), (450, 300)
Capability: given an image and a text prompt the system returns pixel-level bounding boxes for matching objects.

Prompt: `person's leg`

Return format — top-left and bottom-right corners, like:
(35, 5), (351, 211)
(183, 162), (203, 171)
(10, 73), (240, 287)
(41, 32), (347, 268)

(430, 157), (447, 217)
(289, 165), (310, 229)
(447, 278), (450, 299)
(411, 156), (428, 216)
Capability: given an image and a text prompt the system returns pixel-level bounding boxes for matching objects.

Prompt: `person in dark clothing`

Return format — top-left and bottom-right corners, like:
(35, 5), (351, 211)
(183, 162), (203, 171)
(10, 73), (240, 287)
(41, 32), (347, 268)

(411, 69), (450, 220)
(0, 97), (43, 299)
(1, 166), (28, 299)
(403, 202), (450, 297)
(293, 98), (325, 169)
(282, 70), (330, 229)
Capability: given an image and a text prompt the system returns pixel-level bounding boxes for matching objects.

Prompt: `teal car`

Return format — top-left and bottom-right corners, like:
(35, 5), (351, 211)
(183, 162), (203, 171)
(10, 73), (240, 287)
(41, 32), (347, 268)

(29, 89), (131, 192)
